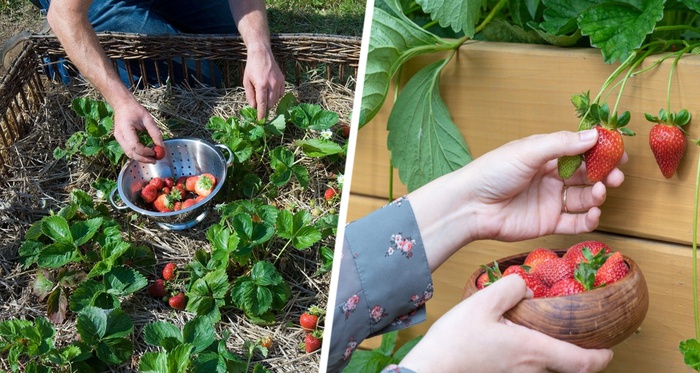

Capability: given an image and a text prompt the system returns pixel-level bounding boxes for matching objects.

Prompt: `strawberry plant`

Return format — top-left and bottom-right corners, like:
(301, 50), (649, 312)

(230, 261), (291, 325)
(53, 97), (126, 166)
(362, 0), (700, 191)
(344, 330), (423, 372)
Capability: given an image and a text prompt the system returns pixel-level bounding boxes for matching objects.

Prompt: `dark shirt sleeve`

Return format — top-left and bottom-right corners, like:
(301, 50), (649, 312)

(326, 197), (433, 373)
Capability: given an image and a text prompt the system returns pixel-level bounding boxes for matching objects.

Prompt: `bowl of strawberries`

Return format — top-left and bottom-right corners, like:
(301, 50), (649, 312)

(462, 240), (649, 349)
(110, 138), (233, 230)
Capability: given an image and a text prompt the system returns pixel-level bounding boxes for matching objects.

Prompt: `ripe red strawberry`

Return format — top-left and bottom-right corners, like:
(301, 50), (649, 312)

(502, 265), (527, 277)
(168, 292), (187, 310)
(149, 177), (165, 190)
(172, 185), (186, 201)
(185, 176), (199, 192)
(153, 193), (173, 213)
(594, 252), (629, 287)
(148, 279), (166, 298)
(176, 176), (188, 187)
(584, 126), (625, 183)
(162, 262), (177, 281)
(646, 108), (690, 179)
(339, 124), (350, 138)
(173, 201), (182, 211)
(181, 198), (197, 210)
(164, 177), (175, 188)
(140, 184), (158, 203)
(324, 187), (337, 201)
(300, 312), (319, 332)
(563, 240), (611, 265)
(649, 123), (686, 178)
(195, 173), (216, 197)
(153, 145), (165, 160)
(503, 265), (548, 298)
(547, 277), (586, 297)
(304, 332), (322, 353)
(532, 257), (575, 288)
(523, 248), (559, 273)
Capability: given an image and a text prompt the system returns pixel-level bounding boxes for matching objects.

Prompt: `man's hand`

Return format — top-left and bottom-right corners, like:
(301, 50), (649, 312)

(113, 100), (163, 164)
(243, 47), (285, 121)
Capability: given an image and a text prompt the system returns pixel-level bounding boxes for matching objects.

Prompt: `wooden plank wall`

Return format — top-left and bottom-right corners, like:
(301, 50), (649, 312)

(347, 42), (700, 372)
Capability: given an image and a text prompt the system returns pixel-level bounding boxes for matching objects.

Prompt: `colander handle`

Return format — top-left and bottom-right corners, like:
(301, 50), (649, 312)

(109, 187), (129, 211)
(216, 144), (234, 167)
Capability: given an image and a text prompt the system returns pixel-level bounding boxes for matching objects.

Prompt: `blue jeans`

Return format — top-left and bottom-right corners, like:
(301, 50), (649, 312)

(39, 0), (239, 87)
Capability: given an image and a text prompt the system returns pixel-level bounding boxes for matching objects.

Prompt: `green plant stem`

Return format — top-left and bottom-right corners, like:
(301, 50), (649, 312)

(475, 0), (507, 35)
(272, 239), (293, 265)
(422, 19), (439, 30)
(656, 25), (700, 35)
(611, 48), (654, 116)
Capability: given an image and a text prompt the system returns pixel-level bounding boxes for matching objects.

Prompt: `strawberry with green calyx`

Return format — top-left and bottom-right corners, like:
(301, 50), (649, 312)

(304, 330), (322, 353)
(300, 305), (325, 332)
(153, 193), (174, 213)
(547, 260), (596, 297)
(523, 248), (559, 273)
(503, 265), (548, 298)
(476, 261), (502, 289)
(645, 108), (691, 179)
(594, 252), (629, 287)
(195, 173), (216, 197)
(563, 240), (611, 265)
(162, 262), (177, 281)
(583, 103), (635, 183)
(168, 292), (187, 310)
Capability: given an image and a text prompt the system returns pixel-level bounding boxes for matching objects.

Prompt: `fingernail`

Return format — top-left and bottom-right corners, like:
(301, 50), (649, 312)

(579, 128), (597, 141)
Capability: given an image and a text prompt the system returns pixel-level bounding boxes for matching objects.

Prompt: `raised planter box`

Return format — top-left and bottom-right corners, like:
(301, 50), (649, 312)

(348, 41), (699, 372)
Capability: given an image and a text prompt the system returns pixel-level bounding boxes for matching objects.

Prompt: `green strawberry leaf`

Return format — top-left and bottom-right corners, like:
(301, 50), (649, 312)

(41, 215), (73, 245)
(96, 337), (133, 365)
(37, 242), (77, 268)
(416, 0), (486, 36)
(388, 58), (472, 192)
(182, 317), (216, 354)
(359, 1), (450, 126)
(295, 138), (345, 158)
(104, 266), (147, 296)
(143, 321), (183, 349)
(538, 0), (601, 35)
(678, 0), (700, 12)
(71, 217), (103, 247)
(674, 109), (692, 126)
(680, 338), (700, 370)
(578, 0), (665, 63)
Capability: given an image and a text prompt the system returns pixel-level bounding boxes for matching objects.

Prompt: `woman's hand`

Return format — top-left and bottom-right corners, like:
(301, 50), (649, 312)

(410, 130), (626, 271)
(398, 275), (613, 373)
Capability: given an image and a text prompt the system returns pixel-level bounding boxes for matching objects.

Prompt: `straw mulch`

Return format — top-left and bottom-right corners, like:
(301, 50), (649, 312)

(0, 72), (354, 372)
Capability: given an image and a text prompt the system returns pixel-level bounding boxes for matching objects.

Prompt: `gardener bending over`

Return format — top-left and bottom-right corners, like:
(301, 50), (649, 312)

(39, 0), (285, 163)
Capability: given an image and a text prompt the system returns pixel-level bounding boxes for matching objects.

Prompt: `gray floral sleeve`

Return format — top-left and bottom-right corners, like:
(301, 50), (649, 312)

(326, 197), (433, 373)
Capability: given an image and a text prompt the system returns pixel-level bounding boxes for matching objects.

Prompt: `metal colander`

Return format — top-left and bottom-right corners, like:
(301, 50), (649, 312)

(110, 138), (233, 230)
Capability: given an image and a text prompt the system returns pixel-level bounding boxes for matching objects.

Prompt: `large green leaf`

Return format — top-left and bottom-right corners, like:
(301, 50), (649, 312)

(678, 0), (700, 12)
(183, 317), (215, 354)
(41, 215), (73, 245)
(387, 58), (472, 192)
(578, 0), (665, 63)
(539, 0), (601, 35)
(416, 0), (487, 36)
(359, 2), (451, 126)
(143, 321), (182, 348)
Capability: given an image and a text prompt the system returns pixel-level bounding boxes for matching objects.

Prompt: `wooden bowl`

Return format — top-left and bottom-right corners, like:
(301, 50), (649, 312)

(462, 250), (649, 349)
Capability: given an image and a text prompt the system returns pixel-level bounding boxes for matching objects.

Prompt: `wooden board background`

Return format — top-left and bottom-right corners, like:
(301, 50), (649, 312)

(346, 41), (700, 372)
